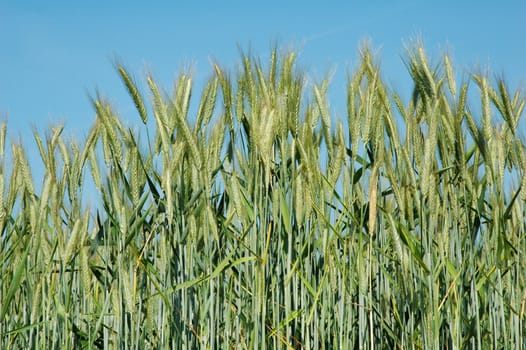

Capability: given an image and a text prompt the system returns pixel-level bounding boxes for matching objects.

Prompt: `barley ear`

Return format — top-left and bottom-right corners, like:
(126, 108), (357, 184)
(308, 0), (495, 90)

(116, 64), (148, 124)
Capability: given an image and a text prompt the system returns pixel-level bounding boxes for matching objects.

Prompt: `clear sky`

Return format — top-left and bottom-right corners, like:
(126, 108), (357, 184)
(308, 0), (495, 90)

(1, 1), (525, 145)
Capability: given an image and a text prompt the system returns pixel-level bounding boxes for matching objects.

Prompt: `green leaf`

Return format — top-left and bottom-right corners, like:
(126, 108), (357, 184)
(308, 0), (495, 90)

(1, 242), (31, 321)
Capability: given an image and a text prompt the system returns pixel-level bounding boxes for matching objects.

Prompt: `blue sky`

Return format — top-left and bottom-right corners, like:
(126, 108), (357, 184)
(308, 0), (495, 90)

(1, 1), (525, 147)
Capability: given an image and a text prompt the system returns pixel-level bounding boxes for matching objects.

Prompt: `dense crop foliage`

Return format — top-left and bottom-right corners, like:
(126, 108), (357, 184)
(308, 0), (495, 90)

(1, 44), (525, 349)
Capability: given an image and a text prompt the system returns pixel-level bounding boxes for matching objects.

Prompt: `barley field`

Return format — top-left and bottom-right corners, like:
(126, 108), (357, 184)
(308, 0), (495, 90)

(1, 44), (525, 349)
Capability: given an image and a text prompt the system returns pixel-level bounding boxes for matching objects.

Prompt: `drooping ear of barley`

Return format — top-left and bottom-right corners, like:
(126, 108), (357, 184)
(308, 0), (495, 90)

(0, 42), (525, 349)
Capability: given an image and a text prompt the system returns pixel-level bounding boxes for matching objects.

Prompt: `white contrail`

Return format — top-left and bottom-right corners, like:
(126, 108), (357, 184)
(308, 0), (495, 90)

(301, 26), (354, 46)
